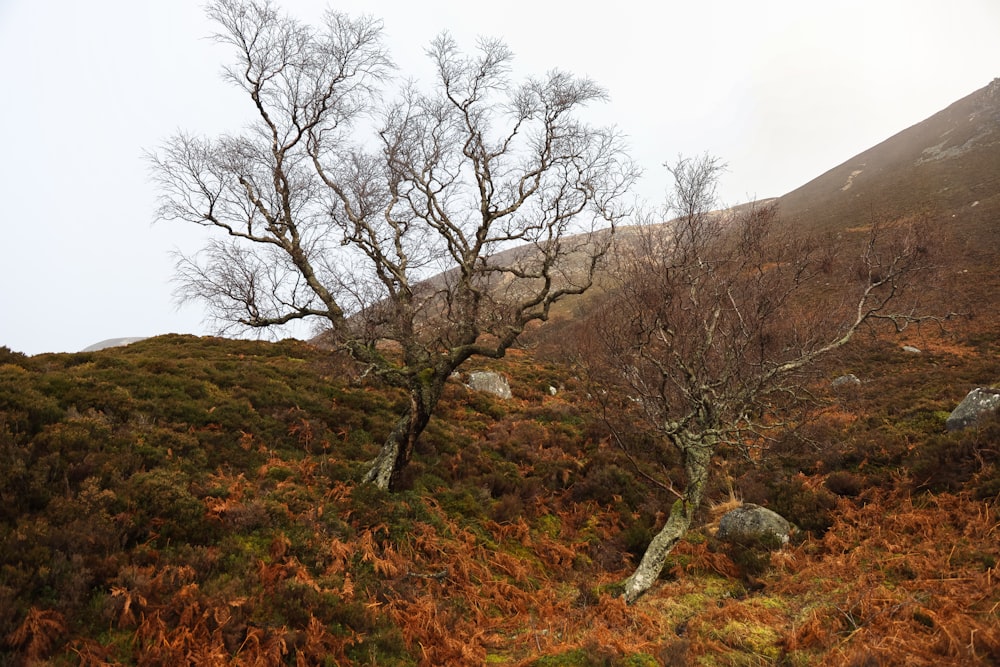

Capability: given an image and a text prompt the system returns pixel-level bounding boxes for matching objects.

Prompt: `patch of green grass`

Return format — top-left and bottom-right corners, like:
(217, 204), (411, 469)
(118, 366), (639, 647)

(711, 620), (782, 661)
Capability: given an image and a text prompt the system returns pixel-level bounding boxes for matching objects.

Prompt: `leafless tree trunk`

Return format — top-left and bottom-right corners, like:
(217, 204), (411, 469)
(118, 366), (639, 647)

(360, 367), (446, 489)
(620, 431), (711, 602)
(149, 0), (638, 490)
(583, 154), (933, 603)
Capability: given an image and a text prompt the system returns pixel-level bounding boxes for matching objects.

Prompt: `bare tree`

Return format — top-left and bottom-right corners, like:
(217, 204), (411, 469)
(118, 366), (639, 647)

(149, 0), (638, 490)
(583, 154), (931, 603)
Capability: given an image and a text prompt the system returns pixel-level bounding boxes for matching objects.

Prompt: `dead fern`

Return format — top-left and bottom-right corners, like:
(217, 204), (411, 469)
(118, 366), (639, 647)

(110, 584), (148, 628)
(7, 607), (67, 662)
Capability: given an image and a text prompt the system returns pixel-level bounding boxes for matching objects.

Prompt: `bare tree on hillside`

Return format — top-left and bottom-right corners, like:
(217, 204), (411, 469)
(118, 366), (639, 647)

(149, 0), (638, 490)
(583, 154), (931, 603)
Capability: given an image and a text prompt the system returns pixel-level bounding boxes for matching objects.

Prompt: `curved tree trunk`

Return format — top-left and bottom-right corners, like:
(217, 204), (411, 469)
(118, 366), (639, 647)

(621, 435), (712, 603)
(361, 372), (445, 491)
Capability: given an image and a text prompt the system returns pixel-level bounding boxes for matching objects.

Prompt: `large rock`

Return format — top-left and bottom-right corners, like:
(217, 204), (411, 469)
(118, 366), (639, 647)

(717, 504), (792, 545)
(831, 374), (861, 388)
(946, 388), (1000, 431)
(465, 371), (512, 399)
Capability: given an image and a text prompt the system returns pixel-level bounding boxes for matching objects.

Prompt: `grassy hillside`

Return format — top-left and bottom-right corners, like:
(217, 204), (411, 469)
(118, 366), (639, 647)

(4, 79), (1000, 667)
(2, 324), (1000, 665)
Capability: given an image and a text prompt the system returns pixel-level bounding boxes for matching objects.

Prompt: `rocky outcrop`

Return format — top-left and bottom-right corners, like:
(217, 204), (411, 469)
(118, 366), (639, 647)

(946, 387), (1000, 431)
(717, 504), (792, 546)
(465, 371), (512, 399)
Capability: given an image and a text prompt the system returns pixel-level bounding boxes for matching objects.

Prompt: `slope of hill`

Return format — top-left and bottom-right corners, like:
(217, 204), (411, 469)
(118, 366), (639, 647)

(526, 78), (1000, 341)
(527, 77), (1000, 352)
(3, 82), (1000, 666)
(778, 78), (1000, 241)
(2, 329), (1000, 665)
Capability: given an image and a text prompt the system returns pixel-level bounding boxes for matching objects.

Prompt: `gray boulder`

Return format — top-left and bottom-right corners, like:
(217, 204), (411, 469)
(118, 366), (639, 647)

(465, 371), (512, 399)
(946, 388), (1000, 431)
(717, 504), (792, 545)
(831, 374), (861, 388)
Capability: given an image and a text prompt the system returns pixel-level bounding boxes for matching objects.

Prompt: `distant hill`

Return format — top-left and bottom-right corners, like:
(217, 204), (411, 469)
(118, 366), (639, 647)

(777, 78), (1000, 239)
(80, 337), (148, 352)
(515, 77), (1000, 358)
(754, 77), (996, 325)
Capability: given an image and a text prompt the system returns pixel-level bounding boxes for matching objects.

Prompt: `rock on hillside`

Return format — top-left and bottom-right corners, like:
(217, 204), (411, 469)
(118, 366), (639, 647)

(946, 387), (1000, 431)
(465, 370), (513, 399)
(717, 504), (793, 545)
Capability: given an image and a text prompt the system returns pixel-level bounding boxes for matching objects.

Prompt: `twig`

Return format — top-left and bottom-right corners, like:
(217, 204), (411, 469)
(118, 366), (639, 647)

(603, 415), (683, 499)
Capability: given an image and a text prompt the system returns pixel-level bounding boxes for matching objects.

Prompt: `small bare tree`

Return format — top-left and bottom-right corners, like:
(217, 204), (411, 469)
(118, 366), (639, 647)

(150, 0), (637, 490)
(584, 154), (931, 603)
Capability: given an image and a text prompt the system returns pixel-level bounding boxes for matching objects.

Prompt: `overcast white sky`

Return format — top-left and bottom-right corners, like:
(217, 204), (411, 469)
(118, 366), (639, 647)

(1, 0), (998, 355)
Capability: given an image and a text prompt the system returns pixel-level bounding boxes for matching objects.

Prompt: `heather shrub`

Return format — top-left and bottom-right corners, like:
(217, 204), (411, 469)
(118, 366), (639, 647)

(0, 364), (64, 437)
(767, 476), (837, 535)
(720, 531), (786, 581)
(125, 469), (212, 545)
(825, 470), (864, 497)
(907, 414), (1000, 492)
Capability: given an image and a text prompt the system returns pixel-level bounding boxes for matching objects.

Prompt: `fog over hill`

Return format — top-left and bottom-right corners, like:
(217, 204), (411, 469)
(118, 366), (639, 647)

(79, 338), (150, 353)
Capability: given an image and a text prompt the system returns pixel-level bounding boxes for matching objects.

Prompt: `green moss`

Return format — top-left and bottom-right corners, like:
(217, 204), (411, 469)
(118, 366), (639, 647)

(712, 620), (781, 661)
(700, 575), (744, 598)
(752, 595), (789, 612)
(525, 648), (658, 667)
(685, 530), (707, 545)
(526, 648), (596, 666)
(536, 513), (561, 538)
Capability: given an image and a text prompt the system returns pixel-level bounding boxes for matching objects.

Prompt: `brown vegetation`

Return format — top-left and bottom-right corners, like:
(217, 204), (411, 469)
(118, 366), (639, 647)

(5, 39), (1000, 667)
(2, 309), (999, 665)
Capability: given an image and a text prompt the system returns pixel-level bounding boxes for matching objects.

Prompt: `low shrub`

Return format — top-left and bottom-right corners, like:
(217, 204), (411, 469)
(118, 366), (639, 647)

(767, 476), (837, 535)
(825, 470), (864, 497)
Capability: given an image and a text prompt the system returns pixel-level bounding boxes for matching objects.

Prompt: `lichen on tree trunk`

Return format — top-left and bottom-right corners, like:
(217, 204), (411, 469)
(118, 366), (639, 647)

(361, 370), (445, 491)
(621, 434), (712, 603)
(359, 412), (412, 490)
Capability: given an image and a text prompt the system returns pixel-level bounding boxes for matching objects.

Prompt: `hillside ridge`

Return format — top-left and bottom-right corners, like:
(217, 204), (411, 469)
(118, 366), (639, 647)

(777, 76), (1000, 233)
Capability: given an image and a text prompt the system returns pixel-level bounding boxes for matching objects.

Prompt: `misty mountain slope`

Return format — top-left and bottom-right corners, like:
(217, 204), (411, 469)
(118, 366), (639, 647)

(518, 78), (1000, 353)
(777, 77), (1000, 238)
